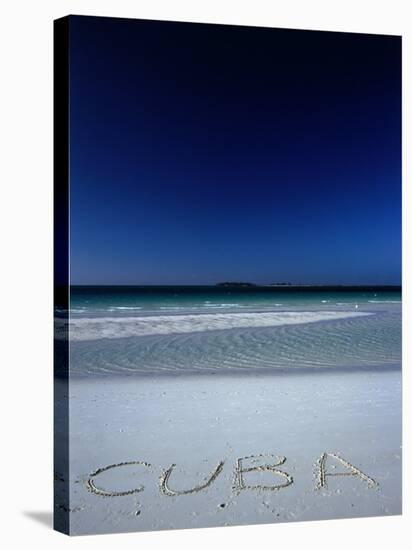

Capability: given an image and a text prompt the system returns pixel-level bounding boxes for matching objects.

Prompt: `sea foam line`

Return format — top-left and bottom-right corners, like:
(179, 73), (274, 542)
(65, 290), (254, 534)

(56, 310), (372, 341)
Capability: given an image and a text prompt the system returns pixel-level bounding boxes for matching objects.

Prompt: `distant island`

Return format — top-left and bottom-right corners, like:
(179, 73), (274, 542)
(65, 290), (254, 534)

(216, 281), (292, 287)
(216, 282), (256, 287)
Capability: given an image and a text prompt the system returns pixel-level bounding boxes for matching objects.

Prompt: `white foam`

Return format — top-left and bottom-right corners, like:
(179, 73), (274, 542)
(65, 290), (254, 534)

(62, 310), (372, 342)
(202, 303), (242, 308)
(108, 306), (143, 311)
(159, 306), (195, 310)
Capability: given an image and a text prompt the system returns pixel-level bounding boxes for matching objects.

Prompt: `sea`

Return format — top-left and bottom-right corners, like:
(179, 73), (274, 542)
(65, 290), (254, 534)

(55, 286), (401, 377)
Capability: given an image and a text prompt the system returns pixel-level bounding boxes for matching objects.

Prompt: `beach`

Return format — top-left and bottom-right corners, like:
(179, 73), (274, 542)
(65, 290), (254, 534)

(53, 18), (403, 538)
(55, 288), (402, 534)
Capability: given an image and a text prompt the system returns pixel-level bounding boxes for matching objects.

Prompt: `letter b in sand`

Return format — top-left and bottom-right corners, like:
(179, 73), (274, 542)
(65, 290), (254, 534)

(234, 454), (293, 492)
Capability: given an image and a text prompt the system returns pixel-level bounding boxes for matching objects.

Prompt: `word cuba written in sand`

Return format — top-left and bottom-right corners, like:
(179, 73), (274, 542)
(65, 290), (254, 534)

(85, 452), (378, 498)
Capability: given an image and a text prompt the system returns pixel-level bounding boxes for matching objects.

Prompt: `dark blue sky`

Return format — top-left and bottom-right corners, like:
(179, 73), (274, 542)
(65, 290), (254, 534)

(69, 16), (401, 285)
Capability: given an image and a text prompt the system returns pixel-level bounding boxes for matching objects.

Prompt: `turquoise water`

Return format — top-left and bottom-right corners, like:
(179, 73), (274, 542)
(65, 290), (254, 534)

(59, 286), (401, 376)
(67, 286), (401, 314)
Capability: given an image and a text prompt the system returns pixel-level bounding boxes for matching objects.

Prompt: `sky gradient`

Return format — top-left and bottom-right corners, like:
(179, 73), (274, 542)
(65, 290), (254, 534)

(69, 16), (401, 285)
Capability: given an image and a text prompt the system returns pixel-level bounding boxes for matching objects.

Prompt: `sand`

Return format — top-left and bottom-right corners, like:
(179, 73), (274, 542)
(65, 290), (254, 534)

(56, 366), (401, 535)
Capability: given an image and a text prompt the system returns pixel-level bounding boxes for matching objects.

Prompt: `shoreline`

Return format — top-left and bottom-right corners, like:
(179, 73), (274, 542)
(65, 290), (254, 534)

(64, 362), (402, 381)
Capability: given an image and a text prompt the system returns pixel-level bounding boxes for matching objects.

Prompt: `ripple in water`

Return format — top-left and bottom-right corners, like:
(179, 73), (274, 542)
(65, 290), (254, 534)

(67, 308), (401, 376)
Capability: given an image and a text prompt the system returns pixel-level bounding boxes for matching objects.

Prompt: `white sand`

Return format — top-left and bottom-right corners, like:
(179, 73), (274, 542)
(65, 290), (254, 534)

(60, 368), (401, 535)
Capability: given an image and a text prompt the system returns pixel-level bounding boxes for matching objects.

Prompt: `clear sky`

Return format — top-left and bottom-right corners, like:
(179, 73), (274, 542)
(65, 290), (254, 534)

(68, 16), (401, 285)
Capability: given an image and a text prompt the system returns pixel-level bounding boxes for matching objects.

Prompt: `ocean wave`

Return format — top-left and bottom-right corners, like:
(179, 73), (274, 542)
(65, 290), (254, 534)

(107, 306), (143, 311)
(202, 303), (242, 308)
(368, 300), (401, 304)
(158, 304), (245, 311)
(58, 310), (372, 342)
(159, 306), (199, 310)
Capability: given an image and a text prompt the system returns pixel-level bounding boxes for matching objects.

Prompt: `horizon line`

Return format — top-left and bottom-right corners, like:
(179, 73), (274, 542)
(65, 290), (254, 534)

(66, 283), (402, 288)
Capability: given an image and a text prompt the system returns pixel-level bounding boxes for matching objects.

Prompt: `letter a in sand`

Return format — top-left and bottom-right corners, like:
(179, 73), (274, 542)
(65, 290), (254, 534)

(317, 453), (378, 489)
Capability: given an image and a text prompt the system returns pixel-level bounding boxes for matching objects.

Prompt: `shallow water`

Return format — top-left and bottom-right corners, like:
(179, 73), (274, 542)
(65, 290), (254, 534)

(60, 287), (401, 377)
(65, 285), (401, 315)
